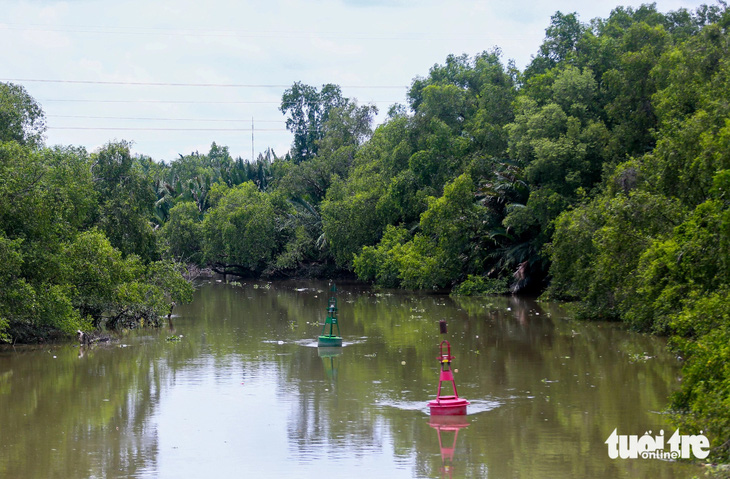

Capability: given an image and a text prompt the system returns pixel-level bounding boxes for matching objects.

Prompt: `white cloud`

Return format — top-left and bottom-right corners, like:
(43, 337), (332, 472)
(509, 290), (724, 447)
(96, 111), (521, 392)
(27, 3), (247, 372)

(1, 0), (714, 161)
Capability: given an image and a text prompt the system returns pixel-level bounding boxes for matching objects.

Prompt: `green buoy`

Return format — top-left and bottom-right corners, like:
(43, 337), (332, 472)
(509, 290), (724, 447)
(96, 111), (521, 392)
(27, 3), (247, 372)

(318, 284), (343, 347)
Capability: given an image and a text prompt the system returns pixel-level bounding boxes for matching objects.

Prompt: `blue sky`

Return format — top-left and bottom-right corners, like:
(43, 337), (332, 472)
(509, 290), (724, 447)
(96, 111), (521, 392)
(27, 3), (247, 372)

(1, 0), (714, 162)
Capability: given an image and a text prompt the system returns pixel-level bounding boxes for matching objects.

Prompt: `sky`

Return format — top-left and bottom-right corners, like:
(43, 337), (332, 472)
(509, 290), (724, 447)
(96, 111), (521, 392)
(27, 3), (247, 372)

(1, 0), (715, 163)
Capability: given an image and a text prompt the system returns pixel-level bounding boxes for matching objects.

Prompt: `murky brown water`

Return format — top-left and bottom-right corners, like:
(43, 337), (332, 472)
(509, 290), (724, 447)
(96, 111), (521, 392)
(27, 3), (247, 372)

(0, 280), (702, 478)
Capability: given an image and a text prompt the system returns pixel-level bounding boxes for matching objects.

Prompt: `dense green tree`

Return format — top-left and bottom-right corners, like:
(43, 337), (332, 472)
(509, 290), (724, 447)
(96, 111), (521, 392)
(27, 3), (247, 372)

(62, 229), (192, 329)
(620, 195), (730, 458)
(668, 290), (730, 461)
(270, 197), (328, 274)
(0, 141), (97, 340)
(602, 20), (668, 157)
(91, 141), (158, 262)
(627, 194), (730, 334)
(318, 101), (379, 154)
(0, 86), (193, 342)
(353, 224), (410, 288)
(276, 101), (378, 205)
(419, 173), (485, 275)
(407, 50), (516, 192)
(545, 7), (730, 457)
(0, 82), (46, 147)
(547, 185), (684, 319)
(524, 12), (586, 78)
(502, 65), (610, 290)
(353, 174), (488, 290)
(355, 115), (424, 227)
(158, 201), (204, 265)
(508, 66), (608, 198)
(336, 50), (517, 276)
(280, 82), (349, 163)
(321, 177), (385, 268)
(202, 182), (291, 275)
(648, 21), (730, 206)
(260, 98), (380, 275)
(0, 233), (35, 341)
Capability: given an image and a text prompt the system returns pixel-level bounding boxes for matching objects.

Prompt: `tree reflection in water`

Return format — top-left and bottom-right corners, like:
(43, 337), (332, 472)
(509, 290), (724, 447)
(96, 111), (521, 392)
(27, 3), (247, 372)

(0, 280), (703, 478)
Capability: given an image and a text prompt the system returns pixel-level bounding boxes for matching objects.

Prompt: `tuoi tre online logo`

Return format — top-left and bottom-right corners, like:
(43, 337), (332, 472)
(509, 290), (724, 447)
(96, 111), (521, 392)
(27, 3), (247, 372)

(605, 428), (710, 460)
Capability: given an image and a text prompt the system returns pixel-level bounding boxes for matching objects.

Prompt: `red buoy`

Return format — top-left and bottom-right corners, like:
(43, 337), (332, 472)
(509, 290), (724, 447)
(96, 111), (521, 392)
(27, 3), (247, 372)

(428, 340), (469, 416)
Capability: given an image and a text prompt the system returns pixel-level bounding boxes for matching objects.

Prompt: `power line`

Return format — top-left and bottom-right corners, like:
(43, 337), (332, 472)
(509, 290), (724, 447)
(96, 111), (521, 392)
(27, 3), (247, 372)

(48, 126), (286, 131)
(8, 78), (288, 88)
(49, 114), (285, 123)
(41, 99), (280, 104)
(0, 22), (525, 42)
(2, 78), (407, 89)
(39, 98), (400, 105)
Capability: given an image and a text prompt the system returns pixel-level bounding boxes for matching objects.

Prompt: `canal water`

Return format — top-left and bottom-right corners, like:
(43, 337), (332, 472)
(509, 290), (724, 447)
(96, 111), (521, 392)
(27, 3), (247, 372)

(0, 280), (702, 478)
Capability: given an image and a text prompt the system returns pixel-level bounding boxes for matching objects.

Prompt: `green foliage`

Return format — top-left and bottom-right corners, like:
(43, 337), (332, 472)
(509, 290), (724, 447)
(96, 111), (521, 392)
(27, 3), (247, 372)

(0, 86), (193, 342)
(202, 182), (290, 274)
(140, 260), (194, 314)
(318, 101), (379, 154)
(547, 188), (684, 319)
(647, 22), (730, 206)
(0, 140), (97, 340)
(375, 170), (427, 227)
(276, 145), (356, 204)
(353, 174), (486, 290)
(273, 223), (317, 272)
(420, 173), (484, 269)
(393, 234), (451, 290)
(407, 50), (516, 192)
(0, 318), (7, 342)
(61, 229), (140, 322)
(0, 82), (46, 147)
(452, 275), (509, 296)
(626, 199), (730, 333)
(280, 82), (349, 163)
(543, 8), (730, 459)
(159, 201), (204, 265)
(408, 118), (470, 190)
(0, 233), (28, 340)
(356, 114), (413, 180)
(91, 141), (158, 262)
(353, 225), (410, 288)
(60, 229), (193, 330)
(525, 12), (586, 77)
(503, 188), (567, 238)
(321, 178), (385, 268)
(507, 66), (608, 198)
(545, 200), (601, 302)
(668, 291), (730, 462)
(269, 196), (328, 274)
